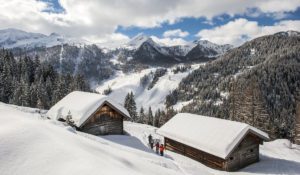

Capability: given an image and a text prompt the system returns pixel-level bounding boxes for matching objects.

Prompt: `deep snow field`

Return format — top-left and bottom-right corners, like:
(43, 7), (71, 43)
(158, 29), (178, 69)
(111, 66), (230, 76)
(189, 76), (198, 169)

(0, 102), (300, 175)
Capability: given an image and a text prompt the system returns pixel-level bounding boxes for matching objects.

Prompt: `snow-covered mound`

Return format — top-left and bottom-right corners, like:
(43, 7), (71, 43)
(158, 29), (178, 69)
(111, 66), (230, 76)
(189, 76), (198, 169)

(0, 28), (87, 48)
(95, 64), (201, 111)
(0, 103), (180, 175)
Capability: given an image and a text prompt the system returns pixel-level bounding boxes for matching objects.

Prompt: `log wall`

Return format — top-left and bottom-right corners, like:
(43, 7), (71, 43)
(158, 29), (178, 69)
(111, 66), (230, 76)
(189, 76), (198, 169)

(165, 138), (225, 170)
(80, 104), (124, 135)
(225, 133), (260, 171)
(164, 132), (261, 171)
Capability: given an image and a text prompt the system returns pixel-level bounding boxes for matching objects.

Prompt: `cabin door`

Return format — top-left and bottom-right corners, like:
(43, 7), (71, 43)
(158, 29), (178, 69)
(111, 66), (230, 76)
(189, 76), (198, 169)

(100, 125), (108, 135)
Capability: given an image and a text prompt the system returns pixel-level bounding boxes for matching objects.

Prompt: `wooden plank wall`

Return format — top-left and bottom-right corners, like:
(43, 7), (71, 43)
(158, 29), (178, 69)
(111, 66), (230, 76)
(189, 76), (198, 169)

(165, 138), (225, 170)
(225, 134), (260, 171)
(165, 133), (261, 171)
(81, 104), (124, 135)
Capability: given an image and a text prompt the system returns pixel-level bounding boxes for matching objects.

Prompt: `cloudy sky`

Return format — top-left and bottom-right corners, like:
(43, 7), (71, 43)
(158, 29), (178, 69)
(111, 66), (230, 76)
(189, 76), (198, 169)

(0, 0), (300, 46)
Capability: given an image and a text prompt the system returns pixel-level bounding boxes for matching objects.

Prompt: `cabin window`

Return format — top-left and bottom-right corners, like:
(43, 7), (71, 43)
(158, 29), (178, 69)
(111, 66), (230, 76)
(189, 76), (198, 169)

(230, 157), (234, 160)
(250, 149), (254, 152)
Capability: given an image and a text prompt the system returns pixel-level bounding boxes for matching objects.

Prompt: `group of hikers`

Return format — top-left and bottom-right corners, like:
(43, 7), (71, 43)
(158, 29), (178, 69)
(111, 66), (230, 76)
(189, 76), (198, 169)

(148, 134), (165, 156)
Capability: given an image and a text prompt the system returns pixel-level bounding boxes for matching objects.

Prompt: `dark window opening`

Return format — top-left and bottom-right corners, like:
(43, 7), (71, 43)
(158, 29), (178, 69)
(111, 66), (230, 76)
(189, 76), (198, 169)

(230, 157), (234, 160)
(250, 149), (254, 152)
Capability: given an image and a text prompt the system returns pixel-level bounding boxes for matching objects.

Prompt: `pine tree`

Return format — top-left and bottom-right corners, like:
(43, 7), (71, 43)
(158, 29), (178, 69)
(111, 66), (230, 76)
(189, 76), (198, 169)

(10, 80), (22, 106)
(124, 92), (137, 121)
(36, 78), (49, 109)
(139, 106), (145, 123)
(154, 109), (160, 127)
(129, 92), (137, 121)
(30, 84), (38, 107)
(294, 90), (300, 145)
(66, 111), (75, 127)
(147, 107), (153, 126)
(19, 75), (31, 106)
(159, 110), (166, 126)
(124, 92), (130, 114)
(52, 76), (67, 104)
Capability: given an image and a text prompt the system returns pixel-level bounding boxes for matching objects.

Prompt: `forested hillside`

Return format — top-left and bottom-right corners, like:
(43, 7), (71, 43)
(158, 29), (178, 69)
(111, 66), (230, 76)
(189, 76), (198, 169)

(11, 44), (114, 82)
(0, 49), (90, 109)
(166, 31), (300, 139)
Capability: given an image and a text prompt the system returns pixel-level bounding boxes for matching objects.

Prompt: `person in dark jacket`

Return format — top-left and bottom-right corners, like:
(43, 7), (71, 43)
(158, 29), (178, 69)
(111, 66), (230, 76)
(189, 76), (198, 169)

(148, 134), (153, 149)
(155, 142), (159, 154)
(159, 144), (165, 156)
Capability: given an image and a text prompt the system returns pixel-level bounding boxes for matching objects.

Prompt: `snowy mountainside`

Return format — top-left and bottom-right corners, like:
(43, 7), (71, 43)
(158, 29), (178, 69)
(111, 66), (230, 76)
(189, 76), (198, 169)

(193, 40), (233, 56)
(95, 64), (201, 111)
(169, 31), (300, 139)
(126, 33), (152, 49)
(14, 44), (114, 82)
(163, 44), (196, 57)
(0, 28), (87, 49)
(1, 103), (299, 175)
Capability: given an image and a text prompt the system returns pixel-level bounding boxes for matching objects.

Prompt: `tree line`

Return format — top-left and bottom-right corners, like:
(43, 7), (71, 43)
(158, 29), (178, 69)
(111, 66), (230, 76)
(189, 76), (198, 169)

(124, 91), (177, 127)
(0, 49), (90, 109)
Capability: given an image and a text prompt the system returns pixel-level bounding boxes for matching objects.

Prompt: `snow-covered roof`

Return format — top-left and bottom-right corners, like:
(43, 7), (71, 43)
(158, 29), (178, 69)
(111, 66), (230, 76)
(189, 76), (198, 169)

(47, 91), (130, 127)
(157, 113), (269, 159)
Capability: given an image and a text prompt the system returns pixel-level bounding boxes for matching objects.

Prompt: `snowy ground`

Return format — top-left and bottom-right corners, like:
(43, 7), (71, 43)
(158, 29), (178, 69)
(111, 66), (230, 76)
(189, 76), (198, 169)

(1, 103), (300, 175)
(95, 64), (201, 111)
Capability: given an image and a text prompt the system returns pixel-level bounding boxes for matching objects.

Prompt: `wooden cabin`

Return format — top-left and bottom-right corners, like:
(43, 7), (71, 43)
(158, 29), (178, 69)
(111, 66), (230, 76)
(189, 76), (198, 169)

(47, 91), (130, 135)
(157, 113), (269, 171)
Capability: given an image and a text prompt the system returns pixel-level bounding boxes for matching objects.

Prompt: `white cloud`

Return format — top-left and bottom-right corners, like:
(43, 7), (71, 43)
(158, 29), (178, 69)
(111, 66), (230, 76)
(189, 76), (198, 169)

(83, 33), (130, 46)
(151, 36), (189, 46)
(0, 0), (299, 43)
(196, 18), (300, 46)
(163, 29), (189, 38)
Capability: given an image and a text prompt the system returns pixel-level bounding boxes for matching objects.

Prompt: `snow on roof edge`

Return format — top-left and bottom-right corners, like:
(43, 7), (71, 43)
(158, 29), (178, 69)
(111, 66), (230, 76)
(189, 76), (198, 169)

(47, 91), (130, 127)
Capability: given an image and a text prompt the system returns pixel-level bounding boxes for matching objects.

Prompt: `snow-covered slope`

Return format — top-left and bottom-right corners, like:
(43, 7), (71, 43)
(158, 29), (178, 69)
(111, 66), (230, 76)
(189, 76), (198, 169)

(1, 103), (300, 175)
(0, 28), (87, 48)
(95, 64), (201, 111)
(0, 103), (180, 175)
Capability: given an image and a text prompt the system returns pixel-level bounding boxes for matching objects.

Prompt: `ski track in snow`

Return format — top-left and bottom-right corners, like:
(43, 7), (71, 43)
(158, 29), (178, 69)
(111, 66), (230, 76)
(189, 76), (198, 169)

(59, 44), (64, 73)
(74, 46), (84, 74)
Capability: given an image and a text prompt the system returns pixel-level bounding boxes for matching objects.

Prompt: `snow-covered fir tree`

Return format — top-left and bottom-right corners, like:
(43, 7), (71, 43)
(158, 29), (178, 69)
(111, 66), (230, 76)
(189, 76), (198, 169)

(66, 111), (75, 127)
(147, 106), (153, 125)
(124, 91), (137, 121)
(139, 106), (146, 123)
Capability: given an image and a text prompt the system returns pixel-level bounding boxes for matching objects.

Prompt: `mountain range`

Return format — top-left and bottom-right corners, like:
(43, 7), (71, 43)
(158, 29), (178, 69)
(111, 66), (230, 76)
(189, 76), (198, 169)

(0, 28), (233, 67)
